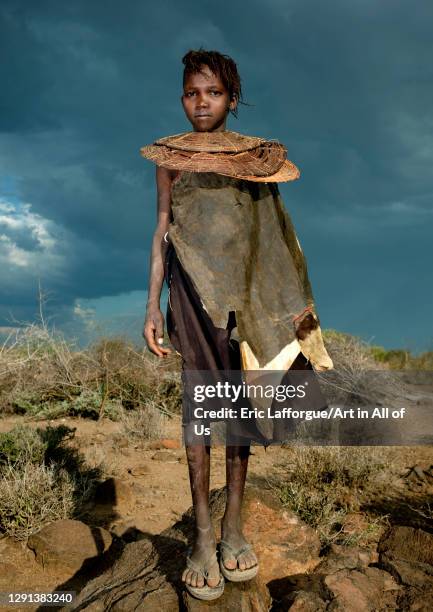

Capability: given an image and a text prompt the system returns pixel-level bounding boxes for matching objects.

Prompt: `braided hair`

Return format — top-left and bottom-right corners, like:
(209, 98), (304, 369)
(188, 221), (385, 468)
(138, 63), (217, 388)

(182, 48), (247, 118)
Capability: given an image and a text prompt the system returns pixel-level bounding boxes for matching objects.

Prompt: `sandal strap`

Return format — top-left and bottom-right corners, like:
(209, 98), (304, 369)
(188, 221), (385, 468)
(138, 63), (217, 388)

(220, 540), (253, 559)
(186, 551), (219, 579)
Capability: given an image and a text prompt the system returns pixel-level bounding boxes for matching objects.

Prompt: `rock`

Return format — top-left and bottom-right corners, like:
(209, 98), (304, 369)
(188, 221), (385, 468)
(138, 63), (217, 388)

(64, 533), (185, 611)
(161, 438), (181, 450)
(0, 561), (23, 588)
(269, 573), (329, 610)
(128, 464), (151, 476)
(0, 534), (37, 582)
(377, 526), (433, 608)
(0, 536), (27, 555)
(406, 592), (433, 611)
(183, 578), (271, 611)
(149, 439), (181, 450)
(325, 567), (400, 611)
(93, 477), (133, 511)
(270, 543), (397, 609)
(67, 485), (319, 610)
(232, 488), (321, 586)
(384, 557), (433, 589)
(288, 590), (327, 611)
(273, 526), (433, 611)
(27, 519), (112, 573)
(378, 525), (433, 568)
(316, 543), (378, 574)
(110, 519), (136, 539)
(378, 525), (433, 588)
(152, 450), (179, 462)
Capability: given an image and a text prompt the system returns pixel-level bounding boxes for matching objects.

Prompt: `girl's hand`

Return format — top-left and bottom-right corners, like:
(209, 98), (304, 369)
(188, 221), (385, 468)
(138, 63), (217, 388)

(143, 306), (172, 357)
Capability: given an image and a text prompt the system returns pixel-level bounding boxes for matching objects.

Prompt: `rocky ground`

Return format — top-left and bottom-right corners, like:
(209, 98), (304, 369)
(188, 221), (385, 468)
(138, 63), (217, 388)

(0, 412), (432, 611)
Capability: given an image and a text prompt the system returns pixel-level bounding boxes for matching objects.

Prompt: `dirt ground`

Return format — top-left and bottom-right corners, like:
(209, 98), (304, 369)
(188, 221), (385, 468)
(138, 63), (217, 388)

(0, 414), (291, 536)
(0, 411), (432, 609)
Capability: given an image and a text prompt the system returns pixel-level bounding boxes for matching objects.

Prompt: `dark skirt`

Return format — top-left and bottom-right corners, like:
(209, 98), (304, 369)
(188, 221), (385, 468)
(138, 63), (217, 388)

(164, 240), (328, 445)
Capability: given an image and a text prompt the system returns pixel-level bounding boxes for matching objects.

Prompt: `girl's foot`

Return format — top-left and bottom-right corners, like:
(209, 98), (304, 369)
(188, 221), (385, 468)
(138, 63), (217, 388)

(182, 526), (221, 589)
(220, 524), (258, 573)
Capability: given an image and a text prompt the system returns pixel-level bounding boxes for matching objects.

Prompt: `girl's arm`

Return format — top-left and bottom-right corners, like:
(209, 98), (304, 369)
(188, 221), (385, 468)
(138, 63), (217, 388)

(143, 165), (173, 357)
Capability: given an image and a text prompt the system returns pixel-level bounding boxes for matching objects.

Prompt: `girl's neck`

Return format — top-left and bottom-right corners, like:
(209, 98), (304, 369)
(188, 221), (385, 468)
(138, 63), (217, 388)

(193, 122), (227, 133)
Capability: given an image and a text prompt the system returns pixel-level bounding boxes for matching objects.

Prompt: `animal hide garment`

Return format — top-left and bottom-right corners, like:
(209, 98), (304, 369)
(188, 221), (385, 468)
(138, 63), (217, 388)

(168, 170), (333, 373)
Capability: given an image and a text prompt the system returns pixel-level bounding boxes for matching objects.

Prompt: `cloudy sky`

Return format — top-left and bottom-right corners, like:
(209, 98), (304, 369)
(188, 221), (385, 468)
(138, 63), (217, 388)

(1, 0), (432, 351)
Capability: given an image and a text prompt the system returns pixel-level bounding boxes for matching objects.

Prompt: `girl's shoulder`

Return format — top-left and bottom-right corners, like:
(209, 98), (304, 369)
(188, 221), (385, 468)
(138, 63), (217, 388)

(156, 166), (181, 183)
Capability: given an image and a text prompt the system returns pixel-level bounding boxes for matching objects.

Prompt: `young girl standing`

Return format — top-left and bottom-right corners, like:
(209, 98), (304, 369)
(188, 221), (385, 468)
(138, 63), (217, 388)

(142, 49), (332, 601)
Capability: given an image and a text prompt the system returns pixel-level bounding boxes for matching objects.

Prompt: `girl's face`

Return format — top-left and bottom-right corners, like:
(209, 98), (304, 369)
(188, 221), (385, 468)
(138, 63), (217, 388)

(181, 64), (237, 132)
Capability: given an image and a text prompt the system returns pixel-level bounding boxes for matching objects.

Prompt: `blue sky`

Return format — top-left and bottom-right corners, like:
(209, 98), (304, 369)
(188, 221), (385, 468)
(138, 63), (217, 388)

(1, 0), (432, 351)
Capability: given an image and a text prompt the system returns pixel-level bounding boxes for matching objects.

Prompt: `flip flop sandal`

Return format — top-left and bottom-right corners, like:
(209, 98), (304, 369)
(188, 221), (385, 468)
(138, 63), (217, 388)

(219, 540), (259, 582)
(184, 549), (225, 601)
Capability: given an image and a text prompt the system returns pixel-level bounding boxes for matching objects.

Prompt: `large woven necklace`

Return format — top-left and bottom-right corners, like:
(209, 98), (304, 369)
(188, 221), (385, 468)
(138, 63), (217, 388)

(140, 130), (300, 182)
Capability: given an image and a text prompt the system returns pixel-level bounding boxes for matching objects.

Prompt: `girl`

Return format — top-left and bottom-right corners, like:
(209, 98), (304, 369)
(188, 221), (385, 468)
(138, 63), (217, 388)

(142, 49), (332, 601)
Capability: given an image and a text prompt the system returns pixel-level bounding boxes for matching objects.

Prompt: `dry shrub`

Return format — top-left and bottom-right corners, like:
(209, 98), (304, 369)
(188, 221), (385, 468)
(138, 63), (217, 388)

(320, 330), (406, 407)
(0, 462), (75, 539)
(0, 321), (182, 424)
(0, 424), (102, 539)
(0, 424), (46, 467)
(276, 446), (388, 548)
(88, 337), (182, 417)
(120, 400), (169, 441)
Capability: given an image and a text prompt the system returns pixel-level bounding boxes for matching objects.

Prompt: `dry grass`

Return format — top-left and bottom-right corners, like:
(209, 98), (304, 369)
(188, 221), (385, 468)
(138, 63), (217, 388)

(0, 318), (420, 425)
(320, 330), (407, 407)
(120, 400), (169, 441)
(276, 446), (389, 548)
(0, 307), (184, 538)
(0, 424), (102, 540)
(0, 311), (183, 538)
(0, 312), (429, 545)
(0, 319), (182, 422)
(276, 332), (416, 546)
(0, 461), (75, 540)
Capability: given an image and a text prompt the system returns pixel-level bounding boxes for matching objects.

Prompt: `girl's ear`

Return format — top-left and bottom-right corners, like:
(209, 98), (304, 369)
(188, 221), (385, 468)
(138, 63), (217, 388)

(229, 94), (238, 111)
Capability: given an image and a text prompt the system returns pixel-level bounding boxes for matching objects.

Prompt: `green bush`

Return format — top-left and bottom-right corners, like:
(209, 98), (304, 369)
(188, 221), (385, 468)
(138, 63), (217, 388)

(0, 425), (45, 468)
(368, 343), (433, 371)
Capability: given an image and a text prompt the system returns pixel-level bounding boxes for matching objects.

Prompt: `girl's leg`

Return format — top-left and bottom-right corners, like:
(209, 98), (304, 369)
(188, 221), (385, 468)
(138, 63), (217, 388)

(165, 245), (245, 585)
(181, 423), (220, 588)
(221, 440), (258, 571)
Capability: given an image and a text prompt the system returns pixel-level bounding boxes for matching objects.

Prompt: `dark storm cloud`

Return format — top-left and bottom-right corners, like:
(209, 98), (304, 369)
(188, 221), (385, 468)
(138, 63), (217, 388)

(1, 0), (432, 349)
(0, 221), (40, 252)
